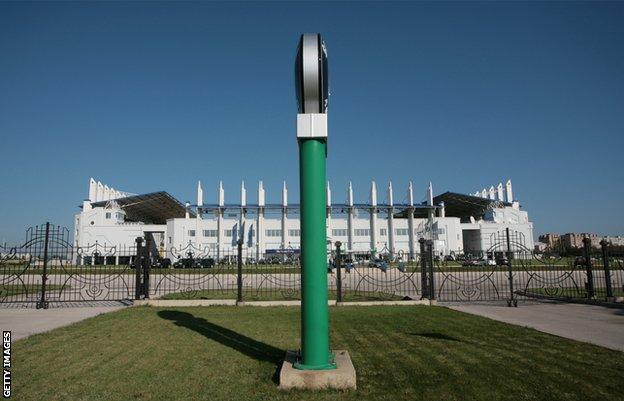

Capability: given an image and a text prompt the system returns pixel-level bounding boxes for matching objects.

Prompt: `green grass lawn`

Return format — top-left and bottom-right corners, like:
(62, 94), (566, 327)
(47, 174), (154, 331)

(3, 262), (622, 275)
(0, 265), (300, 275)
(0, 284), (67, 297)
(159, 289), (405, 302)
(13, 306), (623, 401)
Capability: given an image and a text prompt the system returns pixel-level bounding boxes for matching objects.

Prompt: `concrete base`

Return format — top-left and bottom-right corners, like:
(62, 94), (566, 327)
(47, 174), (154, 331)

(279, 350), (356, 390)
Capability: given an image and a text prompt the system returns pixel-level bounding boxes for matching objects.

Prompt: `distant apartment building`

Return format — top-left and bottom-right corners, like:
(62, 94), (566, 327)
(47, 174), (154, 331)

(561, 233), (600, 248)
(538, 233), (560, 249)
(603, 236), (624, 247)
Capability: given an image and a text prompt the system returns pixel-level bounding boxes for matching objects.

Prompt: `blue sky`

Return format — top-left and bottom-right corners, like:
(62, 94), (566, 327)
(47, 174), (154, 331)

(1, 1), (623, 243)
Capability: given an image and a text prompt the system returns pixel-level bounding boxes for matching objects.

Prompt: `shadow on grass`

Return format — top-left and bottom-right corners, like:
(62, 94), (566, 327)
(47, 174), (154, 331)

(409, 332), (461, 342)
(158, 310), (285, 365)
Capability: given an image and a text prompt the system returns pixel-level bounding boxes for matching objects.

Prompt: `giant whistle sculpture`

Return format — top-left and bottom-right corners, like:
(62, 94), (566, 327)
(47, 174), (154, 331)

(293, 33), (334, 370)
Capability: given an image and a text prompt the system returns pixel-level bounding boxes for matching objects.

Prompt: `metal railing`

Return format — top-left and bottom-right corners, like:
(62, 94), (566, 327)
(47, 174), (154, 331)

(2, 223), (622, 306)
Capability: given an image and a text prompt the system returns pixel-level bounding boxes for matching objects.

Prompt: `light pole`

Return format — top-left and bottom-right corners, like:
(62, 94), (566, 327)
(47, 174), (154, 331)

(293, 33), (335, 370)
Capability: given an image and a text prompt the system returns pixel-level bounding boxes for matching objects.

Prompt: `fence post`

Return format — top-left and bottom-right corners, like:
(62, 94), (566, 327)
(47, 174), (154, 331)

(426, 240), (435, 301)
(419, 238), (428, 299)
(237, 238), (243, 303)
(134, 237), (143, 300)
(600, 240), (613, 299)
(37, 222), (50, 309)
(335, 241), (343, 303)
(505, 228), (516, 307)
(582, 237), (595, 299)
(143, 235), (152, 299)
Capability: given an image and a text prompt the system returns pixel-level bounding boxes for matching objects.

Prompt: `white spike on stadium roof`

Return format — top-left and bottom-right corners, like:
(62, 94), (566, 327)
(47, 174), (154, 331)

(326, 181), (331, 207)
(258, 181), (265, 207)
(218, 181), (225, 207)
(197, 181), (203, 207)
(88, 177), (132, 202)
(347, 181), (354, 206)
(370, 181), (377, 206)
(240, 181), (246, 207)
(282, 181), (288, 207)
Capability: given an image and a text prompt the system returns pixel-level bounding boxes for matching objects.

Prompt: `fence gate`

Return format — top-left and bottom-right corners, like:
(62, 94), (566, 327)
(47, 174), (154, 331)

(0, 223), (136, 307)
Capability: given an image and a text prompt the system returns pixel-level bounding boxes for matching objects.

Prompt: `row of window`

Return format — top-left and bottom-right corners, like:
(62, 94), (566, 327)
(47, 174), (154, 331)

(187, 229), (300, 238)
(188, 228), (444, 238)
(104, 212), (124, 220)
(331, 228), (445, 237)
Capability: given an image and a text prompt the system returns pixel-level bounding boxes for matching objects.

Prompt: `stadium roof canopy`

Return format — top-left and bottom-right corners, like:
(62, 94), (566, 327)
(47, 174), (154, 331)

(90, 191), (193, 224)
(394, 192), (511, 220)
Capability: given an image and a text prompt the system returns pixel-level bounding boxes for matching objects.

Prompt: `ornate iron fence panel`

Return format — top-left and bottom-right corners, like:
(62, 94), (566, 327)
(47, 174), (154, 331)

(148, 243), (238, 300)
(435, 229), (523, 303)
(241, 245), (301, 301)
(607, 253), (624, 298)
(514, 251), (587, 300)
(0, 223), (136, 307)
(434, 229), (623, 304)
(147, 243), (302, 301)
(0, 224), (51, 306)
(337, 250), (423, 302)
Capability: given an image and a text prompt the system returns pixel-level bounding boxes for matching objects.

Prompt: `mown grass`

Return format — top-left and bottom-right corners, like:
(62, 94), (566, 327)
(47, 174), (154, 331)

(0, 284), (67, 297)
(13, 305), (623, 401)
(159, 289), (405, 302)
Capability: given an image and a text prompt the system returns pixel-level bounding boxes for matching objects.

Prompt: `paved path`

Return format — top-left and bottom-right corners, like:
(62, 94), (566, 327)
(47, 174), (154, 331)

(447, 301), (624, 351)
(0, 301), (129, 340)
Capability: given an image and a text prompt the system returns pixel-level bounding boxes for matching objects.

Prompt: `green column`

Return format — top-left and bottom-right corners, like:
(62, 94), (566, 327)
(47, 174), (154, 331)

(295, 138), (335, 370)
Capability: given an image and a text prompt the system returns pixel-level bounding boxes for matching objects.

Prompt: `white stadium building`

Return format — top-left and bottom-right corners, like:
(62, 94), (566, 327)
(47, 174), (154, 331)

(74, 178), (534, 263)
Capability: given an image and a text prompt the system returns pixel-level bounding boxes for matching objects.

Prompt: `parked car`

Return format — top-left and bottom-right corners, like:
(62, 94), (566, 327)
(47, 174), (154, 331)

(495, 257), (508, 266)
(462, 259), (488, 267)
(495, 257), (509, 266)
(573, 256), (585, 267)
(173, 258), (197, 269)
(197, 258), (215, 268)
(152, 258), (171, 268)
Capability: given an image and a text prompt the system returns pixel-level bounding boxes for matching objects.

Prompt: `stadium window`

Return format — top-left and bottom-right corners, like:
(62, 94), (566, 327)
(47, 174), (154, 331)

(354, 229), (370, 236)
(332, 229), (347, 236)
(288, 229), (300, 237)
(105, 212), (111, 219)
(203, 230), (218, 237)
(266, 229), (282, 237)
(395, 228), (408, 236)
(224, 229), (233, 237)
(380, 228), (387, 236)
(188, 230), (195, 237)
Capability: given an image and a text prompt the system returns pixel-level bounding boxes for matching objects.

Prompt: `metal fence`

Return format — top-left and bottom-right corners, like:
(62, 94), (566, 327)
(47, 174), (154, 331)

(0, 223), (137, 307)
(432, 229), (624, 305)
(1, 223), (622, 307)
